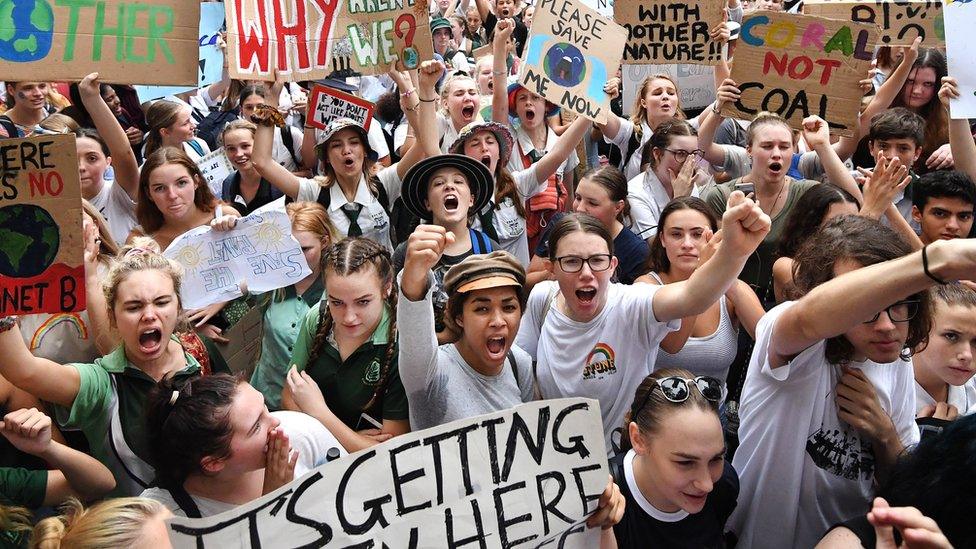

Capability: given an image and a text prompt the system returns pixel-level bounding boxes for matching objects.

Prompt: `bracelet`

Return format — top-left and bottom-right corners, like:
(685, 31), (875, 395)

(492, 70), (507, 76)
(404, 101), (421, 113)
(419, 96), (438, 103)
(711, 103), (721, 114)
(922, 245), (948, 285)
(400, 89), (415, 98)
(0, 316), (17, 334)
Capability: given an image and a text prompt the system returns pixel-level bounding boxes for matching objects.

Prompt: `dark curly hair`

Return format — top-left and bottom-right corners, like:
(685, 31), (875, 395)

(775, 184), (860, 259)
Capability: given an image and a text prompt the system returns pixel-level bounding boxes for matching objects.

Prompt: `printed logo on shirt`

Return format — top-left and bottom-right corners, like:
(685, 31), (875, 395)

(805, 426), (875, 481)
(582, 343), (617, 380)
(363, 358), (382, 385)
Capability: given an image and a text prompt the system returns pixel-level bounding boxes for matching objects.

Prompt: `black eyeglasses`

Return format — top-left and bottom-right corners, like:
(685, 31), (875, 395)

(863, 300), (920, 324)
(663, 148), (705, 163)
(631, 376), (723, 418)
(554, 254), (612, 273)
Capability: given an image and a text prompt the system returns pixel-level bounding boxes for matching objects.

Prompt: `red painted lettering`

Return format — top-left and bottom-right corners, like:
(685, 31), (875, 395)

(235, 0), (271, 73)
(273, 0), (311, 71)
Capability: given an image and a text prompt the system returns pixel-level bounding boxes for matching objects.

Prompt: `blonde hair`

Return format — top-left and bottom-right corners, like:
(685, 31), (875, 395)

(144, 100), (188, 156)
(439, 73), (479, 116)
(82, 199), (120, 260)
(744, 111), (794, 147)
(104, 243), (182, 315)
(30, 498), (168, 549)
(630, 74), (686, 132)
(219, 119), (257, 147)
(1, 505), (33, 537)
(39, 113), (80, 134)
(287, 201), (338, 248)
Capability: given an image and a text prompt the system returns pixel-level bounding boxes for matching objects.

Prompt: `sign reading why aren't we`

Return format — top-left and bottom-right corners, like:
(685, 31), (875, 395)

(803, 0), (944, 47)
(519, 0), (628, 124)
(167, 399), (609, 547)
(0, 0), (199, 85)
(0, 135), (85, 316)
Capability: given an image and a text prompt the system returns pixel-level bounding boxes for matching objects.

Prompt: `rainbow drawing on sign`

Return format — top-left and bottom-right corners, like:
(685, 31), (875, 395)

(28, 312), (87, 350)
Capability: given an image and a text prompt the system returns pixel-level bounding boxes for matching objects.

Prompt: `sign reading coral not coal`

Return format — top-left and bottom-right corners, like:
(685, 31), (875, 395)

(519, 0), (628, 124)
(0, 134), (85, 316)
(0, 0), (199, 85)
(615, 0), (726, 65)
(307, 84), (375, 130)
(167, 399), (608, 548)
(803, 0), (944, 47)
(723, 11), (878, 137)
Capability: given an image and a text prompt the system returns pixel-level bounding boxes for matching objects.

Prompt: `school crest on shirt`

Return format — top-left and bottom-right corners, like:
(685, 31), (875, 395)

(363, 358), (382, 385)
(582, 343), (617, 380)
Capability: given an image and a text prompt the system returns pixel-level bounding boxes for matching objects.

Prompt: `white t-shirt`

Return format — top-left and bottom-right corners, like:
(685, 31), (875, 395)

(914, 379), (976, 416)
(296, 166), (402, 250)
(626, 169), (704, 240)
(366, 117), (391, 160)
(88, 180), (138, 245)
(140, 411), (345, 518)
(730, 301), (920, 549)
(515, 281), (678, 453)
(605, 119), (652, 181)
(469, 165), (544, 266)
(272, 125), (304, 172)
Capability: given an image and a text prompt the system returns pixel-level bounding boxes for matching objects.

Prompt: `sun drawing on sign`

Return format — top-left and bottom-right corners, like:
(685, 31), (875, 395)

(172, 244), (204, 270)
(253, 221), (286, 252)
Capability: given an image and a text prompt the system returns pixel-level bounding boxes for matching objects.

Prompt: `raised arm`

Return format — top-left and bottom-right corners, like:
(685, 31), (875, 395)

(802, 116), (862, 201)
(78, 73), (139, 198)
(81, 221), (118, 355)
(698, 79), (738, 166)
(392, 61), (442, 179)
(653, 192), (770, 320)
(533, 115), (592, 184)
(491, 19), (515, 123)
(856, 155), (923, 251)
(940, 77), (976, 181)
(690, 23), (731, 127)
(250, 77), (303, 199)
(0, 321), (81, 408)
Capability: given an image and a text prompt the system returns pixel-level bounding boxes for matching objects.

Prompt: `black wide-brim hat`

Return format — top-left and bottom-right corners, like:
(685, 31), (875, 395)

(401, 154), (494, 221)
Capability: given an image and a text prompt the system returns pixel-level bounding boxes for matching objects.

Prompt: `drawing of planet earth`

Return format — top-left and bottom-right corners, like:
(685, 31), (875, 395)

(543, 43), (586, 88)
(0, 204), (59, 278)
(0, 0), (54, 63)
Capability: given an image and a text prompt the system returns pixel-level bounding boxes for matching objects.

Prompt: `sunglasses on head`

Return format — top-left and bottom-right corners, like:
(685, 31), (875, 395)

(631, 376), (723, 418)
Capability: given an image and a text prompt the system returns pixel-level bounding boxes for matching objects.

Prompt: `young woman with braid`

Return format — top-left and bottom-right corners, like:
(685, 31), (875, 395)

(282, 238), (410, 451)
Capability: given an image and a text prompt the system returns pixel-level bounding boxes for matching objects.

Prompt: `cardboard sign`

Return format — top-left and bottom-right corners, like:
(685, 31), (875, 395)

(580, 0), (615, 17)
(215, 305), (264, 377)
(196, 149), (235, 199)
(944, 0), (976, 118)
(0, 135), (85, 316)
(0, 1), (198, 85)
(622, 63), (717, 114)
(163, 208), (312, 310)
(134, 2), (228, 102)
(167, 398), (608, 548)
(723, 11), (878, 137)
(615, 0), (726, 65)
(803, 0), (944, 47)
(519, 0), (628, 124)
(307, 85), (375, 130)
(336, 0), (435, 75)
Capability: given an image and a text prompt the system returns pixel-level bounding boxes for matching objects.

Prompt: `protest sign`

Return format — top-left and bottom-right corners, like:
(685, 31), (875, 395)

(0, 135), (84, 316)
(336, 0), (435, 75)
(519, 0), (628, 124)
(722, 11), (878, 137)
(0, 0), (198, 85)
(196, 149), (235, 198)
(803, 0), (944, 47)
(163, 207), (312, 309)
(168, 398), (608, 548)
(944, 0), (976, 118)
(134, 3), (227, 102)
(215, 305), (264, 377)
(615, 0), (726, 65)
(307, 84), (375, 130)
(580, 0), (615, 17)
(622, 64), (717, 114)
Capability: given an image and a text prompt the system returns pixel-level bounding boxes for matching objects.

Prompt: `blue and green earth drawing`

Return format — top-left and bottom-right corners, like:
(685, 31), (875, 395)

(0, 204), (59, 278)
(0, 0), (54, 63)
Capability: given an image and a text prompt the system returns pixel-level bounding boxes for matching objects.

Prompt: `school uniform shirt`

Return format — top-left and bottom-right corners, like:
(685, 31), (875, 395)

(273, 125), (305, 172)
(396, 272), (537, 430)
(914, 378), (976, 417)
(611, 450), (738, 549)
(606, 119), (701, 181)
(469, 164), (544, 266)
(140, 411), (345, 518)
(0, 468), (46, 548)
(221, 172), (284, 217)
(53, 338), (227, 497)
(295, 166), (402, 250)
(250, 278), (326, 410)
(626, 169), (704, 240)
(437, 112), (467, 154)
(515, 281), (679, 453)
(505, 122), (579, 194)
(88, 179), (138, 244)
(729, 301), (920, 549)
(290, 304), (409, 431)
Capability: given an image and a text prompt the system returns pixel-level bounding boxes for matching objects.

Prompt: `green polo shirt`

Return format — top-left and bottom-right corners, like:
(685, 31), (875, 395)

(251, 279), (326, 410)
(0, 467), (44, 548)
(55, 338), (219, 497)
(290, 304), (409, 430)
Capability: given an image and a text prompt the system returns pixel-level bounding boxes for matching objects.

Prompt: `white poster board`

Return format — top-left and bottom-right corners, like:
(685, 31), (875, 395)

(944, 0), (976, 119)
(167, 398), (609, 548)
(622, 63), (716, 114)
(163, 207), (311, 309)
(196, 149), (235, 198)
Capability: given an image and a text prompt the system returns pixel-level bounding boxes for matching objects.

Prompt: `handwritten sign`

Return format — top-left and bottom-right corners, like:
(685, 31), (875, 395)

(167, 398), (608, 548)
(723, 11), (878, 137)
(0, 135), (84, 316)
(163, 207), (312, 309)
(336, 0), (435, 75)
(134, 3), (228, 102)
(945, 0), (976, 118)
(519, 0), (628, 124)
(622, 64), (717, 114)
(307, 85), (375, 130)
(196, 149), (235, 199)
(803, 0), (944, 47)
(0, 1), (198, 85)
(615, 0), (726, 65)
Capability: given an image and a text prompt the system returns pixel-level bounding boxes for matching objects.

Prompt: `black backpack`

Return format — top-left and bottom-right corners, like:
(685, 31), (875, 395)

(0, 115), (21, 139)
(195, 109), (239, 151)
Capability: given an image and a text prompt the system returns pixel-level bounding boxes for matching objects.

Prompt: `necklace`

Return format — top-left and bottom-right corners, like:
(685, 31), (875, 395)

(760, 180), (788, 216)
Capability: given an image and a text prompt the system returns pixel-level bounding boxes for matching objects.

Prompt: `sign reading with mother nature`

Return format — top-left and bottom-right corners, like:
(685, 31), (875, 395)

(723, 11), (879, 136)
(0, 134), (85, 316)
(615, 0), (726, 65)
(0, 0), (199, 85)
(519, 0), (627, 124)
(167, 399), (609, 547)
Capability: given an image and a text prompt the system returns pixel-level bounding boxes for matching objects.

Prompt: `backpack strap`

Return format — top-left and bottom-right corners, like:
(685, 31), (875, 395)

(279, 126), (302, 169)
(507, 350), (519, 391)
(186, 139), (205, 157)
(167, 484), (204, 519)
(608, 454), (625, 485)
(0, 115), (20, 138)
(469, 228), (490, 254)
(537, 283), (559, 332)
